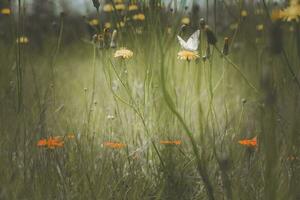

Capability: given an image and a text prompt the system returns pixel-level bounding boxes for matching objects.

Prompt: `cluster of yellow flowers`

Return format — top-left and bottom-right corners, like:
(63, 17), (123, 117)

(272, 0), (300, 22)
(103, 3), (140, 12)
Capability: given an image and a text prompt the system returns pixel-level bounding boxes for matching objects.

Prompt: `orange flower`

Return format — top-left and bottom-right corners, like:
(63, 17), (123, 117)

(37, 136), (64, 149)
(238, 136), (257, 148)
(103, 142), (126, 149)
(160, 140), (182, 145)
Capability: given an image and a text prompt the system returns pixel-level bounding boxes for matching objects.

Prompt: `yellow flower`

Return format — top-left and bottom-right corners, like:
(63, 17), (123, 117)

(1, 8), (11, 15)
(256, 24), (264, 31)
(128, 4), (138, 11)
(177, 50), (199, 61)
(241, 10), (248, 17)
(132, 13), (145, 21)
(103, 4), (114, 12)
(16, 36), (29, 44)
(104, 22), (111, 29)
(89, 19), (99, 26)
(114, 48), (133, 59)
(280, 1), (300, 22)
(271, 8), (283, 21)
(115, 3), (126, 11)
(181, 17), (190, 25)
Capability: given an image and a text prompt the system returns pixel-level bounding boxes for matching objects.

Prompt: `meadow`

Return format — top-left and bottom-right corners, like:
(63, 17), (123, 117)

(0, 0), (300, 199)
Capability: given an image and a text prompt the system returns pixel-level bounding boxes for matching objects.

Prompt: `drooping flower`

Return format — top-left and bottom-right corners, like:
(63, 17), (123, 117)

(114, 48), (133, 59)
(104, 22), (111, 29)
(177, 50), (199, 61)
(1, 8), (11, 15)
(66, 133), (75, 139)
(103, 142), (126, 149)
(238, 136), (257, 148)
(256, 24), (264, 31)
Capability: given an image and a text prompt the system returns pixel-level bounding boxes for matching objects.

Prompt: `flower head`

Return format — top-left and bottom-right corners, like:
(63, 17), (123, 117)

(1, 8), (11, 15)
(37, 136), (64, 149)
(114, 48), (133, 59)
(89, 19), (99, 26)
(128, 4), (138, 11)
(177, 50), (199, 61)
(132, 13), (145, 21)
(279, 0), (300, 22)
(103, 4), (114, 12)
(238, 136), (257, 148)
(160, 140), (182, 145)
(16, 36), (29, 44)
(115, 3), (126, 11)
(181, 17), (190, 25)
(104, 142), (126, 149)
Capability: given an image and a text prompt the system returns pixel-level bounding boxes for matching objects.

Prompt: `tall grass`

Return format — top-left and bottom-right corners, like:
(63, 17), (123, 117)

(0, 0), (300, 199)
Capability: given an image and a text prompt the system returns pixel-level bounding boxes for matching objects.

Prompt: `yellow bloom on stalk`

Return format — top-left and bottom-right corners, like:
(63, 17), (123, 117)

(177, 50), (199, 61)
(1, 8), (11, 15)
(114, 48), (133, 59)
(128, 4), (138, 11)
(89, 19), (99, 26)
(115, 4), (126, 11)
(16, 36), (29, 44)
(103, 4), (114, 12)
(279, 0), (300, 22)
(132, 13), (145, 21)
(241, 10), (248, 17)
(256, 24), (264, 31)
(181, 17), (190, 25)
(104, 22), (112, 29)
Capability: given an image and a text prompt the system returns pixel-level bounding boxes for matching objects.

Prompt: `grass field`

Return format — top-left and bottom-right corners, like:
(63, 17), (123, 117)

(0, 0), (300, 199)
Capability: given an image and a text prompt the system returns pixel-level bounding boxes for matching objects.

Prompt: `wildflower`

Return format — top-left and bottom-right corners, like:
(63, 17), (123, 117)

(205, 25), (217, 45)
(279, 0), (300, 22)
(1, 8), (11, 15)
(256, 24), (264, 31)
(222, 37), (229, 56)
(160, 140), (182, 145)
(115, 3), (126, 11)
(128, 4), (138, 11)
(177, 50), (199, 61)
(238, 136), (257, 148)
(104, 142), (126, 149)
(132, 13), (145, 21)
(241, 10), (248, 17)
(104, 22), (111, 29)
(89, 19), (99, 26)
(103, 4), (114, 12)
(107, 115), (115, 120)
(181, 17), (190, 25)
(37, 136), (64, 149)
(16, 36), (29, 44)
(271, 8), (283, 21)
(114, 48), (133, 59)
